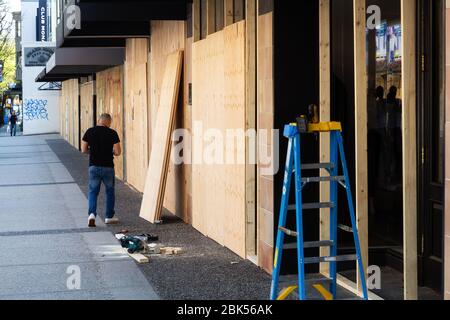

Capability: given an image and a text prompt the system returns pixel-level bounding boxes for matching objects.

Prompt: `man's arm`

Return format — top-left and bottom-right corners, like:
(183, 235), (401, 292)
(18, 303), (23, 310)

(113, 143), (122, 157)
(81, 141), (89, 154)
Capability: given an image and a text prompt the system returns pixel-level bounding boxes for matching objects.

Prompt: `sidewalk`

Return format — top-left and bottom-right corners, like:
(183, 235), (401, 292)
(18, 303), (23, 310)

(1, 134), (271, 300)
(0, 134), (158, 300)
(47, 137), (271, 300)
(0, 125), (23, 137)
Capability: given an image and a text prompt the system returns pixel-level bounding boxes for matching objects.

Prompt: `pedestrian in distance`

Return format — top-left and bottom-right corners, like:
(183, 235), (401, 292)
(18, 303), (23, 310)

(81, 113), (122, 227)
(9, 111), (18, 137)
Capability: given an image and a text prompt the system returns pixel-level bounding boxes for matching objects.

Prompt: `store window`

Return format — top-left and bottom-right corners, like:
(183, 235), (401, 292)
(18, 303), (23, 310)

(366, 0), (403, 248)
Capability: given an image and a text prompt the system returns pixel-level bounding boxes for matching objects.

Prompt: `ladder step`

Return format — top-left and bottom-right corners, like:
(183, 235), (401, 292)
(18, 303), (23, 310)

(302, 163), (335, 170)
(279, 276), (334, 283)
(302, 176), (345, 183)
(283, 241), (334, 249)
(338, 224), (354, 233)
(288, 202), (335, 211)
(303, 254), (358, 264)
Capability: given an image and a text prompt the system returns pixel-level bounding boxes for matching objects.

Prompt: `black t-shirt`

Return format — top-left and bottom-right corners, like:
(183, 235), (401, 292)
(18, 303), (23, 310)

(10, 115), (17, 125)
(82, 126), (120, 168)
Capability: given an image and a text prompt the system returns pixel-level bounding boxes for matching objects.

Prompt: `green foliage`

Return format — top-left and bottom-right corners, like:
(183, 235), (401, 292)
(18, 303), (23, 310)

(0, 41), (16, 91)
(0, 0), (16, 92)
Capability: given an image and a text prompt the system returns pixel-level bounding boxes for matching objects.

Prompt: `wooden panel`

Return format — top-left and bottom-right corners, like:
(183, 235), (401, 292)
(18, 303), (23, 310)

(140, 51), (184, 223)
(96, 66), (124, 180)
(401, 0), (418, 300)
(319, 0), (331, 276)
(224, 0), (234, 26)
(184, 36), (194, 224)
(192, 28), (225, 240)
(245, 0), (257, 257)
(193, 0), (201, 41)
(354, 0), (369, 293)
(124, 38), (149, 192)
(223, 21), (246, 257)
(207, 0), (216, 35)
(80, 81), (94, 141)
(234, 0), (244, 22)
(150, 21), (186, 219)
(256, 10), (274, 272)
(59, 85), (68, 141)
(192, 21), (247, 258)
(61, 79), (79, 150)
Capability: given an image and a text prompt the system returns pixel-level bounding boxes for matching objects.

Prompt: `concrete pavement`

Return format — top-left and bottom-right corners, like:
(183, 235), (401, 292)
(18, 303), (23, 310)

(0, 134), (158, 300)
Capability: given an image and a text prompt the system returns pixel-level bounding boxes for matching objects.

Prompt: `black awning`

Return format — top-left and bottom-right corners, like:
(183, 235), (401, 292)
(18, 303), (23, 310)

(36, 47), (125, 82)
(57, 0), (187, 47)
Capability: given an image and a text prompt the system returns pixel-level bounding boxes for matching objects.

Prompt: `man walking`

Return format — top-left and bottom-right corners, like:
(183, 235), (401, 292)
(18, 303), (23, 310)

(9, 111), (18, 137)
(81, 114), (121, 227)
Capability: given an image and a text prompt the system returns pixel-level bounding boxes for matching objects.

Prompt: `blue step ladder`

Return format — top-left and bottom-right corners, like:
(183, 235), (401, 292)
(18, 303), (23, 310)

(270, 121), (368, 301)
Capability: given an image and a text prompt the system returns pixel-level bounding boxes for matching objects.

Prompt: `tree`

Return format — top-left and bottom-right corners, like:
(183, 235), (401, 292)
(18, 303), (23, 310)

(0, 0), (15, 92)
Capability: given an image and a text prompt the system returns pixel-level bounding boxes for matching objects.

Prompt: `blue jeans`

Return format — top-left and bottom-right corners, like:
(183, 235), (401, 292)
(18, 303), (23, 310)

(88, 166), (116, 219)
(10, 124), (16, 136)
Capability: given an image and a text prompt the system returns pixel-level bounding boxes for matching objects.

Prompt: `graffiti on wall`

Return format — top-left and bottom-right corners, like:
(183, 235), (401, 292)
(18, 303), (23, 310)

(24, 99), (49, 121)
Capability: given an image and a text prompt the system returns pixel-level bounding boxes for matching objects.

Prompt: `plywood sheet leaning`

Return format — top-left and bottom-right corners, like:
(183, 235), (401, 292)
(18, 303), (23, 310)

(96, 66), (124, 180)
(140, 50), (184, 223)
(149, 21), (186, 220)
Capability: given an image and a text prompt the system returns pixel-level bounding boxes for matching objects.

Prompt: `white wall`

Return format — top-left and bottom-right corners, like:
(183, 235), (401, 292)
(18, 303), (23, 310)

(21, 0), (61, 135)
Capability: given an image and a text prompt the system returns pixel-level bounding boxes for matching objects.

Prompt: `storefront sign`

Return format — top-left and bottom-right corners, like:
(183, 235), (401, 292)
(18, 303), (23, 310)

(36, 0), (49, 42)
(24, 47), (55, 67)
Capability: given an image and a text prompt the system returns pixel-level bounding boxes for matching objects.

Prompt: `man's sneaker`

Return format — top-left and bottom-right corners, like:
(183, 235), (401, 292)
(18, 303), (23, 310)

(88, 214), (96, 228)
(105, 217), (120, 225)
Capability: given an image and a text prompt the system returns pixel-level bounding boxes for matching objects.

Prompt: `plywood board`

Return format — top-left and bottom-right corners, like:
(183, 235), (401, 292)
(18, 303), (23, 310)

(149, 21), (186, 219)
(245, 0), (257, 257)
(124, 38), (149, 192)
(223, 21), (246, 256)
(319, 0), (331, 276)
(401, 0), (418, 300)
(61, 79), (80, 150)
(80, 81), (95, 141)
(140, 51), (184, 223)
(192, 21), (247, 258)
(354, 0), (369, 293)
(96, 66), (125, 180)
(256, 10), (274, 272)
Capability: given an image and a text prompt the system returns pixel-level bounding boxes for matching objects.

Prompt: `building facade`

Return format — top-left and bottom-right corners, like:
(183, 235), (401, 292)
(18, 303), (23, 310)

(36, 0), (449, 300)
(21, 0), (60, 135)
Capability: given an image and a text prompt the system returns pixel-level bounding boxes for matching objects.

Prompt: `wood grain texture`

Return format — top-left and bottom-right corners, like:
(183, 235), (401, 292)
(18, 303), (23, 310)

(80, 81), (95, 142)
(224, 0), (234, 26)
(245, 0), (257, 257)
(150, 21), (186, 220)
(140, 51), (184, 223)
(401, 0), (418, 300)
(319, 0), (331, 276)
(61, 79), (80, 150)
(256, 11), (274, 272)
(192, 21), (247, 258)
(124, 38), (149, 192)
(354, 0), (369, 293)
(96, 66), (125, 180)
